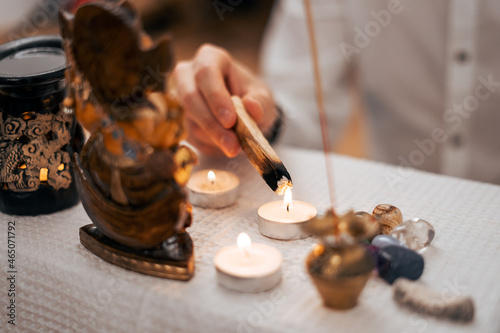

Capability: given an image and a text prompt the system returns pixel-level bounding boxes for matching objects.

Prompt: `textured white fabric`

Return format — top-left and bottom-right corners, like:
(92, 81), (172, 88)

(1, 147), (499, 333)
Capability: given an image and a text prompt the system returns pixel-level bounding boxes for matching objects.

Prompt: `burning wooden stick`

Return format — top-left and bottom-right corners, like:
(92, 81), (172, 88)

(231, 96), (292, 195)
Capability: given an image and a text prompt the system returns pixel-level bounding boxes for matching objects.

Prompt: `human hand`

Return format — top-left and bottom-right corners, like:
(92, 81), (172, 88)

(171, 43), (278, 157)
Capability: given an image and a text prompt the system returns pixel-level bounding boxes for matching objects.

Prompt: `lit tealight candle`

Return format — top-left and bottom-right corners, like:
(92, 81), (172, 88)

(258, 188), (317, 240)
(214, 232), (282, 292)
(186, 169), (239, 208)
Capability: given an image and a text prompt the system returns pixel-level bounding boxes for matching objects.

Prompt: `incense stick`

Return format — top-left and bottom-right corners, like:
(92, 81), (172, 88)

(303, 0), (337, 215)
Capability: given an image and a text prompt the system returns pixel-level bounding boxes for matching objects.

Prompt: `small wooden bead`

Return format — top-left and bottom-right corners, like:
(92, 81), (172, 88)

(372, 204), (403, 235)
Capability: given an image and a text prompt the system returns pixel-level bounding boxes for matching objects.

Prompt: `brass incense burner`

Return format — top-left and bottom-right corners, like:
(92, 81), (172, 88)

(59, 1), (197, 280)
(304, 210), (379, 309)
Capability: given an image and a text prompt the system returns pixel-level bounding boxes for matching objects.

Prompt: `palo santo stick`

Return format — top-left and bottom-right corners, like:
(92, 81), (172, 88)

(393, 278), (475, 322)
(231, 96), (292, 195)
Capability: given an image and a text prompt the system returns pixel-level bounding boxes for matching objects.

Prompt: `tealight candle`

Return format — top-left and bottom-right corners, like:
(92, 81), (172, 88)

(214, 232), (282, 292)
(186, 169), (239, 208)
(258, 188), (317, 240)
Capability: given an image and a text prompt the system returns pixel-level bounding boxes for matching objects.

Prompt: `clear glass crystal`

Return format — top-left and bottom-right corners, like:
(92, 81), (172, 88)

(390, 218), (435, 251)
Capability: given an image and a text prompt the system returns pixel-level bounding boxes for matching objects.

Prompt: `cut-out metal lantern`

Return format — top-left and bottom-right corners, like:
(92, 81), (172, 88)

(59, 1), (197, 280)
(0, 36), (83, 215)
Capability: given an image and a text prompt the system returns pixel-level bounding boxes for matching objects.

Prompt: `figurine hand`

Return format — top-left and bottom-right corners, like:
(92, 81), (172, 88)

(172, 44), (278, 157)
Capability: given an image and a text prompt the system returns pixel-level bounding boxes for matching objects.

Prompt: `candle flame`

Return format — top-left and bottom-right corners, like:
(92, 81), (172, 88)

(284, 187), (292, 212)
(207, 170), (216, 184)
(237, 232), (252, 252)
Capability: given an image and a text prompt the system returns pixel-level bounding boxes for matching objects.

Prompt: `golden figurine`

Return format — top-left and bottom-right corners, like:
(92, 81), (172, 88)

(59, 1), (197, 280)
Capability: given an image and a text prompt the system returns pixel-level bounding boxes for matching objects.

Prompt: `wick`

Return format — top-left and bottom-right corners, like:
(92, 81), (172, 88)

(244, 248), (250, 259)
(287, 203), (290, 212)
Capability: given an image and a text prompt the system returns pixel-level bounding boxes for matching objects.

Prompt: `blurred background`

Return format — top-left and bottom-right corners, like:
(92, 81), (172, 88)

(0, 0), (365, 158)
(0, 0), (273, 71)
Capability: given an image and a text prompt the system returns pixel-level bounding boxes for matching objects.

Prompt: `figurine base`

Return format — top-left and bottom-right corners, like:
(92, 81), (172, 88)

(80, 224), (194, 281)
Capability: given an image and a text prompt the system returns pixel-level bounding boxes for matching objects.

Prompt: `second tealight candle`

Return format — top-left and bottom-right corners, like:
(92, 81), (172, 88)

(258, 188), (317, 240)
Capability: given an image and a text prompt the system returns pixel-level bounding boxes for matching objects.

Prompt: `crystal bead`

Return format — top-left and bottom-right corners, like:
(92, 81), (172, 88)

(377, 246), (424, 284)
(390, 218), (435, 251)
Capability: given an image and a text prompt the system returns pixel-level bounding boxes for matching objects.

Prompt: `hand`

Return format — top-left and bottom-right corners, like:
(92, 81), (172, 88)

(171, 43), (278, 157)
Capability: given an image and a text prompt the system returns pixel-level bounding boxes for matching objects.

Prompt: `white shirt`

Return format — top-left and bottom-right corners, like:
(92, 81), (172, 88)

(261, 0), (500, 185)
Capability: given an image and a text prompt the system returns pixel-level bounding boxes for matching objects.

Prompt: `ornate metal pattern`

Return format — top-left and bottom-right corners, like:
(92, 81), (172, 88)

(0, 108), (74, 191)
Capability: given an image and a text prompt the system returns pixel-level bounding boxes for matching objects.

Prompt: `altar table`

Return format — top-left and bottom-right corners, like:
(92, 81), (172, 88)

(1, 147), (499, 333)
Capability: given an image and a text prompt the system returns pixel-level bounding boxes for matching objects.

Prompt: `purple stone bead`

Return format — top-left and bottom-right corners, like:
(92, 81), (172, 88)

(376, 246), (424, 284)
(372, 235), (406, 249)
(363, 244), (380, 266)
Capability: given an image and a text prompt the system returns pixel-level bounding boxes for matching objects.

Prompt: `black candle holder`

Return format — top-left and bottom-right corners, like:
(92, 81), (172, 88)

(0, 36), (83, 215)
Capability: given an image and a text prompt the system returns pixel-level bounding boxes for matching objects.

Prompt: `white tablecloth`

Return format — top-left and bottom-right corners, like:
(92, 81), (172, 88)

(1, 147), (499, 333)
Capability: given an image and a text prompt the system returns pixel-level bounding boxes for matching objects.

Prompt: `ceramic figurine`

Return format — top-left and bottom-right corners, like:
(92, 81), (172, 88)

(59, 1), (197, 280)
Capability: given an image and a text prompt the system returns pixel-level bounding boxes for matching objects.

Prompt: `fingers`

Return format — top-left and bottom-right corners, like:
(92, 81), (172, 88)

(172, 43), (278, 156)
(186, 119), (225, 156)
(194, 66), (236, 129)
(185, 92), (239, 157)
(174, 62), (239, 157)
(242, 87), (277, 133)
(194, 44), (237, 129)
(242, 96), (264, 125)
(186, 118), (212, 146)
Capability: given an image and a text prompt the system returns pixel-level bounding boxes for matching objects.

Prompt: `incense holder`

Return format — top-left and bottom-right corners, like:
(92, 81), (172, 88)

(306, 243), (374, 309)
(60, 1), (197, 280)
(303, 211), (378, 309)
